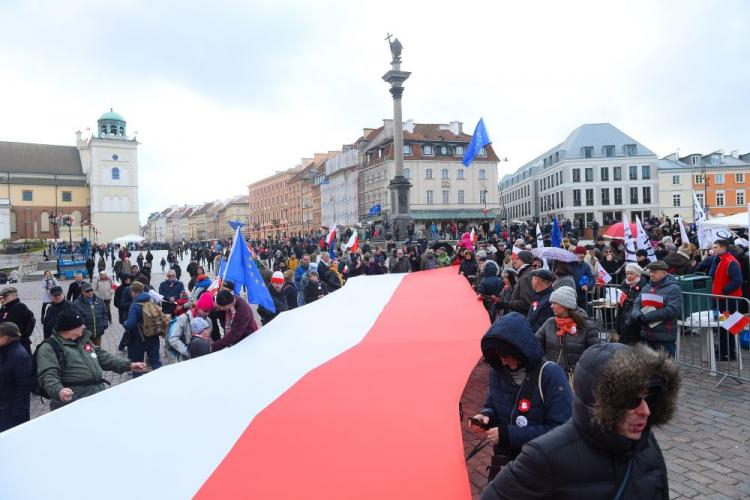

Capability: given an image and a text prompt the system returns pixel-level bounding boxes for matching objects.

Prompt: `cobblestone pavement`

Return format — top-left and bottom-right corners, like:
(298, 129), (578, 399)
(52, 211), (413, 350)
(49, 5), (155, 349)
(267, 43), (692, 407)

(26, 250), (192, 418)
(461, 359), (750, 499)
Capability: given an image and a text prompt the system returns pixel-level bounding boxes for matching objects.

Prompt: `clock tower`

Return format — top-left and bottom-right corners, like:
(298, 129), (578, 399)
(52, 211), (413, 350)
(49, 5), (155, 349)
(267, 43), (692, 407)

(76, 109), (140, 242)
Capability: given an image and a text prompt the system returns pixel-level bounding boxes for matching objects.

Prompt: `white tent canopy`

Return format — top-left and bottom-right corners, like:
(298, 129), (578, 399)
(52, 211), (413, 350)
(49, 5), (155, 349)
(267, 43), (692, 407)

(701, 212), (747, 229)
(112, 233), (145, 244)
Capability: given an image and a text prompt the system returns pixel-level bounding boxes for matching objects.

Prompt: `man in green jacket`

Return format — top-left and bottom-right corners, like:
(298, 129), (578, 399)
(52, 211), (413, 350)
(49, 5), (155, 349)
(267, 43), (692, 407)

(37, 309), (146, 410)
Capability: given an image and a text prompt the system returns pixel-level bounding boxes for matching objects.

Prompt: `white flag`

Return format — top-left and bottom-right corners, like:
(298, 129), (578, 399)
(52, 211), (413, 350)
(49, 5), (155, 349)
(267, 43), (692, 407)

(635, 215), (656, 262)
(622, 212), (637, 262)
(693, 191), (713, 249)
(677, 218), (689, 246)
(535, 223), (548, 269)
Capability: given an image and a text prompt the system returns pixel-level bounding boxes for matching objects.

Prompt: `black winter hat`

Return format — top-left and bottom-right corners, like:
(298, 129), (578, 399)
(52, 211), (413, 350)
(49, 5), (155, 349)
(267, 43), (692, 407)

(55, 308), (85, 332)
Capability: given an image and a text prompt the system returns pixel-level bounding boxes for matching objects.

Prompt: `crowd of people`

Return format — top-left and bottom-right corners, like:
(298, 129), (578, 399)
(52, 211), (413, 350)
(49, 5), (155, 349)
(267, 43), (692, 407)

(1, 216), (749, 498)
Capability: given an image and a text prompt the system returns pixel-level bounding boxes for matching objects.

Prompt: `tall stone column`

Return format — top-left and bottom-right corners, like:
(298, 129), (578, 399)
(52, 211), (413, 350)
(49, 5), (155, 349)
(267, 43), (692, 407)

(383, 35), (412, 240)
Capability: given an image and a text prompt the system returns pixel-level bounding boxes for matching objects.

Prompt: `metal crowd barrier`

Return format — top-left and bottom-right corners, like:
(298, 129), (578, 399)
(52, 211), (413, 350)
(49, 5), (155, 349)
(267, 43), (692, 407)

(678, 292), (748, 386)
(584, 285), (749, 387)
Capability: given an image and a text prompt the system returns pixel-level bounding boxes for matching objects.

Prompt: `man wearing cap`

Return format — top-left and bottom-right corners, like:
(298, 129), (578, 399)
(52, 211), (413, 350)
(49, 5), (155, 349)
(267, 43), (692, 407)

(526, 269), (555, 332)
(42, 286), (72, 339)
(258, 271), (289, 325)
(469, 312), (573, 481)
(482, 343), (677, 500)
(500, 250), (535, 315)
(0, 287), (35, 355)
(631, 261), (682, 357)
(211, 290), (259, 352)
(37, 309), (146, 410)
(72, 282), (110, 347)
(0, 322), (32, 432)
(168, 292), (215, 361)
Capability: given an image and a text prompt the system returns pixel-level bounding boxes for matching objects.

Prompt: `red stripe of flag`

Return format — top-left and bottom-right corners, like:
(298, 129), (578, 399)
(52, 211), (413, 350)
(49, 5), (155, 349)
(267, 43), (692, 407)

(195, 269), (489, 499)
(721, 312), (750, 335)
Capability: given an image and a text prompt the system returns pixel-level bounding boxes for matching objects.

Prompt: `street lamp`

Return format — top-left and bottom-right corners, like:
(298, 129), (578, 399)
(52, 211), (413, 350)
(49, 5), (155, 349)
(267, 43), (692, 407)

(62, 214), (74, 253)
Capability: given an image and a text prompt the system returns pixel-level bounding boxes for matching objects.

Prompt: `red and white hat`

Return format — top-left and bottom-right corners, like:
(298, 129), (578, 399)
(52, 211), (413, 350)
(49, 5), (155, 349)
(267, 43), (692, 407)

(271, 271), (284, 284)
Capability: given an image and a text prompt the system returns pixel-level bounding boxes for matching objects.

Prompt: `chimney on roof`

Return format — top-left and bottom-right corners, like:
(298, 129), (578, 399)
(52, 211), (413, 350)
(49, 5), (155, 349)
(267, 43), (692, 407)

(362, 128), (375, 138)
(450, 121), (462, 135)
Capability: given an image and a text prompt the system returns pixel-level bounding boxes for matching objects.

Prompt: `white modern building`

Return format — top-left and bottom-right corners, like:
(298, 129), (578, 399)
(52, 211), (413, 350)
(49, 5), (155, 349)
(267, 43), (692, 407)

(500, 123), (659, 226)
(359, 119), (500, 231)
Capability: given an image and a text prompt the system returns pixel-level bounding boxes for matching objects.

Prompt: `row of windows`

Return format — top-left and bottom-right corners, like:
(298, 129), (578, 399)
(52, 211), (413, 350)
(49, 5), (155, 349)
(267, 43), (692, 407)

(572, 165), (651, 183)
(9, 210), (82, 234)
(505, 201), (532, 219)
(692, 172), (745, 184)
(503, 184), (530, 204)
(423, 189), (473, 205)
(540, 171), (563, 191)
(363, 167), (487, 183)
(367, 144), (485, 163)
(21, 190), (73, 202)
(572, 187), (652, 207)
(673, 190), (746, 207)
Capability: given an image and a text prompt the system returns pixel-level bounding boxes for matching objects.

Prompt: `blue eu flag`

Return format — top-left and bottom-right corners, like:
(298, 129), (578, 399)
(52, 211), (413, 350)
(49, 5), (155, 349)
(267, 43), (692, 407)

(551, 215), (563, 248)
(223, 226), (275, 313)
(368, 204), (381, 216)
(462, 118), (491, 167)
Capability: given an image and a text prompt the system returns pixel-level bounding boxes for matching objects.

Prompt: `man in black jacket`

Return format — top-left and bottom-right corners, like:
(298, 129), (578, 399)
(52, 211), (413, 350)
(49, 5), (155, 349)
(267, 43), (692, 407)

(0, 322), (32, 432)
(526, 269), (555, 332)
(0, 287), (35, 354)
(66, 273), (85, 302)
(42, 286), (72, 339)
(482, 343), (678, 500)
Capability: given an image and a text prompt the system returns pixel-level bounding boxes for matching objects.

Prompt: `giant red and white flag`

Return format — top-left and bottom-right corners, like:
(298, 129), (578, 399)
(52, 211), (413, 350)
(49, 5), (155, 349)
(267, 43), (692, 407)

(0, 269), (488, 500)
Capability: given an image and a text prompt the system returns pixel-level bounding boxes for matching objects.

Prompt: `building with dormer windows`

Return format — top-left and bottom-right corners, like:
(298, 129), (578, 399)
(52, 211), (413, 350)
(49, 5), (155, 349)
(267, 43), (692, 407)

(500, 123), (659, 226)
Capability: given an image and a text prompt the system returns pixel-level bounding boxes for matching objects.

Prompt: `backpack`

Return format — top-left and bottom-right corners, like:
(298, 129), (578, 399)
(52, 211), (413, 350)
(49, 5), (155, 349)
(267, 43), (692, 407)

(164, 316), (184, 359)
(30, 337), (65, 399)
(140, 301), (169, 337)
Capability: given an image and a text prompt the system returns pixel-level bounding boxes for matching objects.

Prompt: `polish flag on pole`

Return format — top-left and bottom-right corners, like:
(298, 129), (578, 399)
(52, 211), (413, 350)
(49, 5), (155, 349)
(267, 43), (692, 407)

(326, 226), (337, 246)
(720, 312), (750, 335)
(641, 293), (665, 309)
(0, 269), (489, 500)
(344, 230), (359, 252)
(511, 246), (524, 258)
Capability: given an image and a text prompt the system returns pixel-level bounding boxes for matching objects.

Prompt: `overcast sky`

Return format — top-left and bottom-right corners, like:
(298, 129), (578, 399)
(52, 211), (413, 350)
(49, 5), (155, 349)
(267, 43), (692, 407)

(1, 0), (748, 222)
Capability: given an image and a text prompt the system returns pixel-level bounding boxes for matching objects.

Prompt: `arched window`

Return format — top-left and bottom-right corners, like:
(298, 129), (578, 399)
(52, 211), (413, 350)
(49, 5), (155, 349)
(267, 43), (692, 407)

(10, 211), (16, 233)
(112, 167), (120, 180)
(109, 124), (118, 134)
(40, 211), (50, 232)
(100, 125), (107, 135)
(118, 126), (125, 136)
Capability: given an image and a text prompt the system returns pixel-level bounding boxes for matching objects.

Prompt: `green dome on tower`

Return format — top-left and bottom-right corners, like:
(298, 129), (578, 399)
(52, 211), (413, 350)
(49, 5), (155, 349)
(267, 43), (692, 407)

(97, 108), (127, 138)
(98, 109), (126, 122)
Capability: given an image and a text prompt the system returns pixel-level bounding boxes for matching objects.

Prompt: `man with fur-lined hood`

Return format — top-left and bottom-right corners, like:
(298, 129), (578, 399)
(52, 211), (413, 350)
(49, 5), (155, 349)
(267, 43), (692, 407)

(482, 343), (679, 500)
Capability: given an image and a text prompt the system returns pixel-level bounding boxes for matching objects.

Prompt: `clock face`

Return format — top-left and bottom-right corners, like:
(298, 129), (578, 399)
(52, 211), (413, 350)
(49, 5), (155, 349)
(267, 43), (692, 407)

(112, 154), (119, 161)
